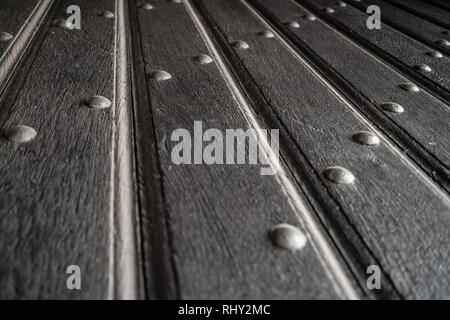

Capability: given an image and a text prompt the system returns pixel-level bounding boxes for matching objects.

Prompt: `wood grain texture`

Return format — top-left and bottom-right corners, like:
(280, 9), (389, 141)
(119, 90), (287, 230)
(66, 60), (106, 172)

(424, 0), (450, 12)
(248, 0), (450, 194)
(385, 0), (450, 29)
(0, 0), (116, 299)
(132, 0), (357, 300)
(348, 0), (450, 57)
(298, 0), (450, 102)
(199, 0), (450, 299)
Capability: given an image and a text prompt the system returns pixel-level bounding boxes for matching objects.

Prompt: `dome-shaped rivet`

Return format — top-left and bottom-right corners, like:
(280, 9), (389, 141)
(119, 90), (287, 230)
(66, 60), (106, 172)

(257, 30), (275, 38)
(98, 11), (115, 18)
(399, 83), (420, 92)
(324, 166), (355, 184)
(325, 7), (335, 13)
(303, 14), (317, 21)
(284, 21), (300, 28)
(139, 3), (154, 10)
(426, 51), (443, 58)
(168, 0), (182, 3)
(192, 54), (213, 64)
(337, 1), (347, 7)
(352, 131), (380, 146)
(53, 18), (74, 29)
(232, 40), (250, 50)
(149, 70), (172, 81)
(380, 102), (404, 113)
(85, 96), (112, 109)
(413, 64), (432, 73)
(270, 224), (307, 251)
(4, 125), (37, 143)
(436, 39), (450, 47)
(0, 31), (13, 42)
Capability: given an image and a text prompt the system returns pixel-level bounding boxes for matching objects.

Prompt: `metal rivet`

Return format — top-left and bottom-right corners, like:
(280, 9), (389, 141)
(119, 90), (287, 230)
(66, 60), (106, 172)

(149, 70), (172, 81)
(258, 30), (275, 38)
(399, 83), (420, 92)
(325, 7), (335, 13)
(168, 0), (182, 3)
(98, 11), (115, 18)
(436, 39), (450, 47)
(192, 54), (213, 64)
(139, 3), (154, 10)
(352, 131), (380, 146)
(270, 224), (307, 251)
(426, 51), (443, 58)
(284, 21), (300, 28)
(4, 125), (37, 143)
(303, 14), (316, 21)
(324, 166), (355, 184)
(380, 102), (404, 113)
(413, 64), (432, 73)
(0, 31), (13, 42)
(232, 40), (250, 50)
(337, 1), (347, 7)
(85, 96), (112, 109)
(53, 19), (74, 29)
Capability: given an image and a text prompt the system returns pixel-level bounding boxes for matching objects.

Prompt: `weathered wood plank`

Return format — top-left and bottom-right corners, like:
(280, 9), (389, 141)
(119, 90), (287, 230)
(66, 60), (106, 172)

(348, 0), (450, 57)
(297, 0), (450, 103)
(424, 0), (450, 12)
(248, 0), (450, 194)
(385, 0), (450, 29)
(197, 0), (450, 299)
(0, 0), (118, 299)
(132, 0), (357, 299)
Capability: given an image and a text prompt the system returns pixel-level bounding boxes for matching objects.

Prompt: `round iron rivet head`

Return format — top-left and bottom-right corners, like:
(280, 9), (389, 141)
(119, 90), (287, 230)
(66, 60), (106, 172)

(436, 39), (450, 47)
(303, 14), (316, 21)
(337, 1), (347, 7)
(4, 125), (37, 143)
(352, 131), (380, 146)
(380, 102), (404, 113)
(413, 64), (432, 73)
(139, 3), (154, 10)
(258, 30), (275, 38)
(426, 51), (443, 58)
(325, 7), (335, 13)
(0, 31), (13, 42)
(270, 224), (307, 251)
(98, 11), (115, 18)
(168, 0), (182, 3)
(149, 70), (172, 81)
(192, 54), (213, 64)
(232, 40), (250, 50)
(86, 96), (112, 109)
(284, 21), (300, 28)
(399, 83), (420, 92)
(54, 18), (74, 29)
(324, 166), (355, 184)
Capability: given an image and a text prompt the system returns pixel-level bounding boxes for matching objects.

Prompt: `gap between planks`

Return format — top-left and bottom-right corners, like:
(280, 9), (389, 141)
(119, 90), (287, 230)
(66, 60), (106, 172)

(241, 0), (450, 204)
(183, 0), (360, 300)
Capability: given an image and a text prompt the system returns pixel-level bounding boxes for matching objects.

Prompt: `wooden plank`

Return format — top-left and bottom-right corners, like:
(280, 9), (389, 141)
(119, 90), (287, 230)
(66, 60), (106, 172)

(297, 0), (450, 103)
(248, 0), (450, 195)
(0, 0), (40, 53)
(385, 0), (450, 29)
(419, 0), (450, 13)
(0, 0), (120, 299)
(195, 0), (450, 299)
(131, 0), (358, 300)
(348, 0), (450, 57)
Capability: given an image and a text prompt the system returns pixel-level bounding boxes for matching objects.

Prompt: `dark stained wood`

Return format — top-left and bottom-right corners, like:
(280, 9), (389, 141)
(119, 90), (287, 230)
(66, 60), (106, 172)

(199, 0), (450, 299)
(131, 0), (356, 300)
(0, 0), (117, 299)
(298, 0), (450, 102)
(348, 0), (450, 57)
